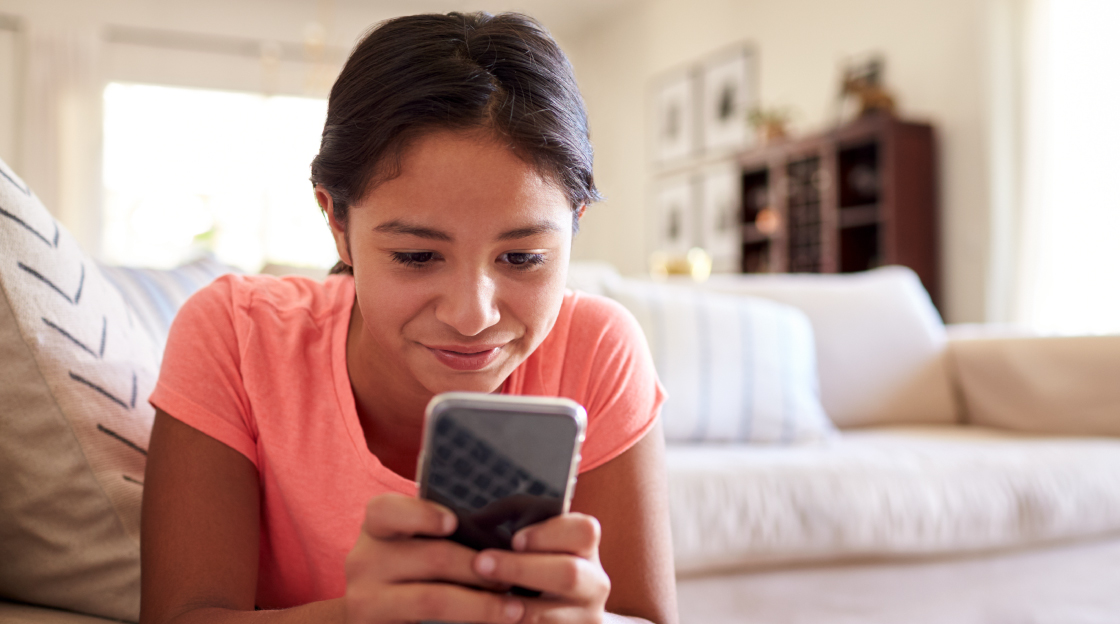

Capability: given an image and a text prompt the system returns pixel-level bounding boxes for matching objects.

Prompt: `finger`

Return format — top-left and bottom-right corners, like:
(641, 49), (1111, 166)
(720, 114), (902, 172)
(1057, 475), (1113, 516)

(512, 513), (601, 560)
(359, 582), (524, 624)
(383, 537), (510, 590)
(473, 550), (610, 602)
(518, 598), (595, 624)
(362, 494), (455, 540)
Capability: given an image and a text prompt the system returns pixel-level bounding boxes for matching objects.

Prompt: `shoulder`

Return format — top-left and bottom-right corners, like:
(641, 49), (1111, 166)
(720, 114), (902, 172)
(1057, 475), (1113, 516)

(178, 273), (352, 325)
(542, 293), (663, 473)
(167, 273), (353, 358)
(561, 290), (649, 357)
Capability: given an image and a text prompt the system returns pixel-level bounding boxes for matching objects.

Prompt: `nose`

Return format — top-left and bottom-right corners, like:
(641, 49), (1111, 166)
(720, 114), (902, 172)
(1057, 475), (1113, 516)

(434, 266), (501, 337)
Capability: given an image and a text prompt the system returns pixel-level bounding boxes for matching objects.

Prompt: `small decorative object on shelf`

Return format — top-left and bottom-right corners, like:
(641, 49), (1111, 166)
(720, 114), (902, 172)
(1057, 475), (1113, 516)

(837, 53), (897, 121)
(650, 247), (713, 282)
(735, 111), (940, 308)
(747, 106), (794, 146)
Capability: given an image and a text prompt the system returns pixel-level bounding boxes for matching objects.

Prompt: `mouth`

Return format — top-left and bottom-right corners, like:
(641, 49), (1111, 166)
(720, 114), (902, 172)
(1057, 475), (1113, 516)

(424, 343), (506, 371)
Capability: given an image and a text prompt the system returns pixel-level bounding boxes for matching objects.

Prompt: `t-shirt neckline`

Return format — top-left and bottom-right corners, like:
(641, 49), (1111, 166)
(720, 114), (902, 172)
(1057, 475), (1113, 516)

(330, 276), (418, 494)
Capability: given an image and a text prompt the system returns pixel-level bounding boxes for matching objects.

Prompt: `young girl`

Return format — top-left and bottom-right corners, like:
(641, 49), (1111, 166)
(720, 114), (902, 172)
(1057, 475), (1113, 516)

(141, 12), (677, 624)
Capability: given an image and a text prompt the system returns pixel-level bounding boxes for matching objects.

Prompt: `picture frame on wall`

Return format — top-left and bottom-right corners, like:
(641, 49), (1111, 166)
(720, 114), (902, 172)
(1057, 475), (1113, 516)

(652, 71), (697, 163)
(700, 45), (757, 153)
(655, 176), (696, 254)
(699, 165), (742, 272)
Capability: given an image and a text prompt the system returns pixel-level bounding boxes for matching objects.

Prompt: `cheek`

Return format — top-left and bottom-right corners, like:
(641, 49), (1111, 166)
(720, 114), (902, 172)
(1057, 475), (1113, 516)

(506, 271), (568, 338)
(355, 272), (429, 340)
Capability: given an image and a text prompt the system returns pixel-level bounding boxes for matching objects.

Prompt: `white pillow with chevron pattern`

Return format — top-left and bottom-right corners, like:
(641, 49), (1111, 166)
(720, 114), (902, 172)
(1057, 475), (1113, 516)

(0, 158), (228, 621)
(604, 278), (836, 444)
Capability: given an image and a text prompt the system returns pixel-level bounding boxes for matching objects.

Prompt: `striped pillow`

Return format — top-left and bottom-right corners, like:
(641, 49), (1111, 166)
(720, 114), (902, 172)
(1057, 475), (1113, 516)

(604, 278), (835, 443)
(99, 256), (237, 359)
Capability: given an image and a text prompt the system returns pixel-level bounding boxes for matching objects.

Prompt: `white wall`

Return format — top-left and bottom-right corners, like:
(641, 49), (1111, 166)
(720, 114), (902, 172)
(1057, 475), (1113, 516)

(567, 0), (998, 323)
(0, 0), (1006, 322)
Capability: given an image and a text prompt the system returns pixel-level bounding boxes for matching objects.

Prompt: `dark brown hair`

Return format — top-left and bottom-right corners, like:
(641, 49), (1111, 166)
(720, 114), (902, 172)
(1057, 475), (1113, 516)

(310, 12), (601, 274)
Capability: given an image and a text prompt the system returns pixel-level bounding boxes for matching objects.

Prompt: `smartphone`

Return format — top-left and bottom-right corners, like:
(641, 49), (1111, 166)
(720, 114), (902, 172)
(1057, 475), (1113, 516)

(416, 392), (587, 553)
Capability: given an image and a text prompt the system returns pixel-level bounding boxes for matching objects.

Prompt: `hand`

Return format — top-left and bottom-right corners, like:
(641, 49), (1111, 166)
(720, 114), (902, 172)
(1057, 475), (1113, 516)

(345, 494), (526, 624)
(471, 513), (612, 624)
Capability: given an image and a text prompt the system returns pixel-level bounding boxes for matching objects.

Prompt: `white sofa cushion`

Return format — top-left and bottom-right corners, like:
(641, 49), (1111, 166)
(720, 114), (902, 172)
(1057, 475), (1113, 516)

(950, 335), (1120, 436)
(702, 266), (957, 428)
(604, 278), (835, 443)
(667, 425), (1120, 574)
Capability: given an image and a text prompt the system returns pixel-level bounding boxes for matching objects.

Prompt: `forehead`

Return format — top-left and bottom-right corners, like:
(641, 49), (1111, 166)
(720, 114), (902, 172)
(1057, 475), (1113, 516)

(356, 129), (571, 230)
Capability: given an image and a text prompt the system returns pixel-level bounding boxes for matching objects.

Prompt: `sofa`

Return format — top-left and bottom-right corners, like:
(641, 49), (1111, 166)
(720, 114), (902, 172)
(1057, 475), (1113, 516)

(4, 156), (1120, 622)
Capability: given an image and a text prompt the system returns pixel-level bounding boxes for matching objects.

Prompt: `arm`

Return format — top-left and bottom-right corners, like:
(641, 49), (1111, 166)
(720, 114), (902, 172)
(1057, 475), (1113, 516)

(141, 409), (345, 623)
(575, 419), (678, 624)
(470, 420), (679, 624)
(144, 410), (524, 624)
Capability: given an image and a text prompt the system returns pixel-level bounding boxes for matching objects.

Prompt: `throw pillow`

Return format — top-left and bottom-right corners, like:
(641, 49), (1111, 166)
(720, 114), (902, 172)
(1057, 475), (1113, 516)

(0, 157), (229, 621)
(604, 278), (835, 443)
(703, 267), (957, 428)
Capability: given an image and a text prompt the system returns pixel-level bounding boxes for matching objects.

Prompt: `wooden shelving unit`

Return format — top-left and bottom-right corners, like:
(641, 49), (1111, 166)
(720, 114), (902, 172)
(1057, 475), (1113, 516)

(736, 112), (940, 307)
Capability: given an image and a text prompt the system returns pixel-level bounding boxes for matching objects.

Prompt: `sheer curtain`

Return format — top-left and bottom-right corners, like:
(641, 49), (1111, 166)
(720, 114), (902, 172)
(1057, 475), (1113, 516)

(1014, 0), (1120, 334)
(0, 20), (18, 167)
(20, 27), (104, 257)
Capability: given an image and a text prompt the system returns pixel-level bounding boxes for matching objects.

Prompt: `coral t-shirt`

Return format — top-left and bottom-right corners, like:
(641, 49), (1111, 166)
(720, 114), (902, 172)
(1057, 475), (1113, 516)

(149, 274), (663, 608)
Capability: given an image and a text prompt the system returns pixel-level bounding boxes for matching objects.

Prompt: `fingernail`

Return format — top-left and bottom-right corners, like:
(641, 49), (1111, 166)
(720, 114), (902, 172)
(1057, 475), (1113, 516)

(512, 531), (527, 551)
(476, 553), (496, 576)
(504, 599), (524, 622)
(441, 512), (456, 534)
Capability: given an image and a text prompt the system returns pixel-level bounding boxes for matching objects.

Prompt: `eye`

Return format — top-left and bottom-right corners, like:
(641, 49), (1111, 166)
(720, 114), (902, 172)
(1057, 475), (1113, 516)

(501, 252), (546, 269)
(390, 251), (437, 267)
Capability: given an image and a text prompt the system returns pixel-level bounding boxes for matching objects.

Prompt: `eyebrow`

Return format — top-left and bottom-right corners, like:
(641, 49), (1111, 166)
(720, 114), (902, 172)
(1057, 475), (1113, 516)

(374, 219), (562, 242)
(374, 221), (451, 241)
(495, 221), (563, 241)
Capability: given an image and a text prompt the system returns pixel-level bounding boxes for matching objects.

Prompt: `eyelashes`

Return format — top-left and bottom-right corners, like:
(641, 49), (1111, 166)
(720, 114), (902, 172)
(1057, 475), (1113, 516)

(389, 251), (546, 270)
(502, 252), (546, 268)
(390, 251), (435, 267)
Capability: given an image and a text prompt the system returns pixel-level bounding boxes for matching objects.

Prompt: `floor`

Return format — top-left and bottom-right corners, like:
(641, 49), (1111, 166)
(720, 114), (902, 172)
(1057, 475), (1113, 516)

(676, 534), (1120, 624)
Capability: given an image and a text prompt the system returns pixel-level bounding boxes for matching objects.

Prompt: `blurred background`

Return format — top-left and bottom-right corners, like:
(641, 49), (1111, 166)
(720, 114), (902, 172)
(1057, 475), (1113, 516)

(0, 0), (1116, 334)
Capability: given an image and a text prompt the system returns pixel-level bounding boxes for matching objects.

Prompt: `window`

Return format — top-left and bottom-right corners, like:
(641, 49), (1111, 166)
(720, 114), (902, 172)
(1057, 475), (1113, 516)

(1017, 0), (1120, 334)
(101, 82), (335, 271)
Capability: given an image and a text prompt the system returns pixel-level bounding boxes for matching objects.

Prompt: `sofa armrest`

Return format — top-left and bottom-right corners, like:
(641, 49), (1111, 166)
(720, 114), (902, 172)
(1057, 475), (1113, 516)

(949, 335), (1120, 436)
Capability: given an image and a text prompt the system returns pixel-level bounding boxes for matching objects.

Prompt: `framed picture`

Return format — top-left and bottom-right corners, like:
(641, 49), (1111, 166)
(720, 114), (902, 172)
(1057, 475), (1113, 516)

(700, 45), (757, 153)
(652, 71), (696, 163)
(700, 165), (741, 272)
(655, 176), (696, 254)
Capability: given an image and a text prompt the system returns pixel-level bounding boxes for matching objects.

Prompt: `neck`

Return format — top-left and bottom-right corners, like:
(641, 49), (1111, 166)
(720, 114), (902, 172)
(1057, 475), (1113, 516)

(346, 299), (430, 480)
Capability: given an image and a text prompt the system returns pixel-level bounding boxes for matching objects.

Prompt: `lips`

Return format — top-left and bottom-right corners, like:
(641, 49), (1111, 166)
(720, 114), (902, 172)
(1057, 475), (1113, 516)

(425, 344), (505, 371)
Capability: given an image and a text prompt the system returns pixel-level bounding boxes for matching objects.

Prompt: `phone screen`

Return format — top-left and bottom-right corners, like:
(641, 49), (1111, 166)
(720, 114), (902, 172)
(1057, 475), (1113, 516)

(421, 404), (581, 552)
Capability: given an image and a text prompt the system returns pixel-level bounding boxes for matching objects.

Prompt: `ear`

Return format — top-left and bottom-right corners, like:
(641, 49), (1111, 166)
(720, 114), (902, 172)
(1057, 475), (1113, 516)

(576, 205), (587, 220)
(317, 186), (353, 268)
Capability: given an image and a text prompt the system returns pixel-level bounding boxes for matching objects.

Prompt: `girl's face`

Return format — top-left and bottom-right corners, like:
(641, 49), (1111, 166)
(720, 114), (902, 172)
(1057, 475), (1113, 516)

(326, 130), (576, 397)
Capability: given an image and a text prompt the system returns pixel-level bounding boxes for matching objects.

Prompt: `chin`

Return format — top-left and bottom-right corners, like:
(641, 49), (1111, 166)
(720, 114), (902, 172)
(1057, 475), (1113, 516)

(421, 371), (506, 396)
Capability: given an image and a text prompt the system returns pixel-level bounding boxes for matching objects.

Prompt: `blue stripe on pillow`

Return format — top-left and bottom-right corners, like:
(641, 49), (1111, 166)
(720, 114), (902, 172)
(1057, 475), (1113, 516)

(99, 256), (238, 350)
(693, 291), (712, 442)
(648, 286), (668, 383)
(738, 301), (754, 441)
(778, 317), (794, 443)
(601, 277), (835, 444)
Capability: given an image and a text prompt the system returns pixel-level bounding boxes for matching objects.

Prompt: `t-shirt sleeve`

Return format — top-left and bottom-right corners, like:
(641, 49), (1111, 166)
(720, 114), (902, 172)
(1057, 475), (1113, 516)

(567, 294), (666, 473)
(149, 275), (259, 467)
